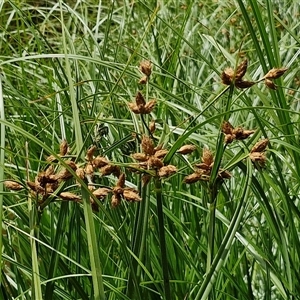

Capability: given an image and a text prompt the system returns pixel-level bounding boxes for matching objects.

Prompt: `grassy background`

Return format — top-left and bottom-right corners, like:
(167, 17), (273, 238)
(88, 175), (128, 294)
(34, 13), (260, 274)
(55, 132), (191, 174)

(0, 0), (300, 299)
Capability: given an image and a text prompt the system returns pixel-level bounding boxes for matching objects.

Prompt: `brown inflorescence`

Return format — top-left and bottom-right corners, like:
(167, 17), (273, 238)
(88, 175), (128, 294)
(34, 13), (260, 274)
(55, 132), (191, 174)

(184, 147), (231, 184)
(222, 121), (255, 144)
(221, 59), (255, 89)
(130, 135), (182, 184)
(249, 138), (269, 168)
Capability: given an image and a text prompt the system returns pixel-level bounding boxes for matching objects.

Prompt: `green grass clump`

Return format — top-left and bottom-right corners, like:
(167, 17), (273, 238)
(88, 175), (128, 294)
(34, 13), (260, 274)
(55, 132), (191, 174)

(1, 1), (300, 299)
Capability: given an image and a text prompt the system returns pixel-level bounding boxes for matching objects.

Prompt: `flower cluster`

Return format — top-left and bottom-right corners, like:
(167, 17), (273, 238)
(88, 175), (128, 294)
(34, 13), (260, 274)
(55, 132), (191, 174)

(249, 139), (269, 168)
(222, 121), (255, 144)
(184, 148), (231, 184)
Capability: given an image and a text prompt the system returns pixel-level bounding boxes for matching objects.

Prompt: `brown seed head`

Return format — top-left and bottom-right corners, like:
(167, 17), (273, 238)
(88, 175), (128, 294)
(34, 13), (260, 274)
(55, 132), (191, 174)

(149, 120), (156, 133)
(4, 180), (23, 191)
(235, 129), (255, 140)
(224, 134), (235, 144)
(250, 139), (269, 153)
(93, 188), (111, 199)
(222, 121), (234, 135)
(76, 168), (85, 181)
(135, 92), (146, 109)
(59, 192), (81, 201)
(59, 139), (69, 156)
(139, 60), (152, 77)
(111, 194), (122, 208)
(202, 148), (214, 166)
(86, 145), (97, 162)
(123, 188), (142, 202)
(100, 164), (121, 177)
(148, 156), (164, 169)
(139, 75), (148, 84)
(116, 173), (126, 188)
(45, 165), (55, 177)
(141, 136), (155, 156)
(177, 145), (197, 155)
(221, 68), (234, 85)
(235, 80), (255, 89)
(143, 99), (156, 114)
(235, 59), (248, 80)
(93, 156), (109, 168)
(249, 152), (267, 167)
(65, 161), (77, 170)
(264, 79), (277, 90)
(128, 102), (140, 114)
(264, 67), (288, 80)
(195, 162), (212, 171)
(184, 172), (202, 184)
(154, 149), (169, 158)
(85, 163), (94, 177)
(132, 153), (148, 162)
(158, 165), (177, 177)
(27, 181), (37, 192)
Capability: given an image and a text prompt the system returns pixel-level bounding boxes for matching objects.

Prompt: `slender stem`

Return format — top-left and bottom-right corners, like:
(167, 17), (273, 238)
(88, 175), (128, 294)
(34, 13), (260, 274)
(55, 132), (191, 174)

(155, 177), (171, 300)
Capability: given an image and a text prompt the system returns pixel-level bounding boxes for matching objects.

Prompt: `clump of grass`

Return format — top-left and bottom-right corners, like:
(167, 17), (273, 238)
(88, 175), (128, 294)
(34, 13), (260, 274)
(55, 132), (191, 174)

(1, 1), (299, 300)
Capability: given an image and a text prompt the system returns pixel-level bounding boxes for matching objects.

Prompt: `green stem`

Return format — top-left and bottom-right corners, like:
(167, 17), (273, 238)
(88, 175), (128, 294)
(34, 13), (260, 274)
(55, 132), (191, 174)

(155, 177), (171, 300)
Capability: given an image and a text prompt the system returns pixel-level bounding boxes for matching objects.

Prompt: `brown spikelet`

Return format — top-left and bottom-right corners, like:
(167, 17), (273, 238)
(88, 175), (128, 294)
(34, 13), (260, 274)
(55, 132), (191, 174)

(116, 173), (126, 188)
(93, 156), (109, 168)
(46, 155), (57, 162)
(264, 67), (288, 79)
(249, 152), (267, 167)
(27, 181), (37, 191)
(100, 164), (121, 177)
(222, 121), (234, 134)
(123, 188), (142, 202)
(141, 136), (155, 156)
(235, 80), (255, 89)
(148, 156), (164, 169)
(143, 100), (156, 114)
(202, 148), (214, 166)
(158, 165), (177, 177)
(85, 163), (94, 176)
(111, 194), (121, 208)
(76, 168), (85, 180)
(184, 173), (202, 184)
(250, 139), (269, 153)
(221, 68), (234, 85)
(59, 139), (69, 156)
(264, 79), (277, 90)
(132, 153), (148, 162)
(235, 129), (255, 140)
(4, 181), (23, 191)
(235, 59), (248, 80)
(139, 75), (148, 84)
(177, 145), (196, 155)
(224, 134), (235, 144)
(154, 149), (169, 158)
(136, 92), (146, 109)
(59, 192), (81, 201)
(86, 145), (97, 162)
(93, 188), (111, 199)
(149, 120), (156, 133)
(195, 163), (211, 171)
(139, 60), (152, 77)
(65, 161), (77, 170)
(128, 102), (140, 114)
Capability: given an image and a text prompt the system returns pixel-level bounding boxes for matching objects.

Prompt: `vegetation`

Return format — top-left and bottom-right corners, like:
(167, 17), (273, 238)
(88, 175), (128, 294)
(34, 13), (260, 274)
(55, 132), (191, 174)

(0, 0), (299, 299)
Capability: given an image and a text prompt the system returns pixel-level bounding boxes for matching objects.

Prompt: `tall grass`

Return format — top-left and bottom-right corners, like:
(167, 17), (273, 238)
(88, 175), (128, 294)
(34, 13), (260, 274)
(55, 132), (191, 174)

(0, 0), (299, 299)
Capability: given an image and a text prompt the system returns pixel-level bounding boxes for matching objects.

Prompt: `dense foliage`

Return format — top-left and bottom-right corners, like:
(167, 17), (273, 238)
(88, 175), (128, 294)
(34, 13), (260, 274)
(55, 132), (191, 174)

(0, 1), (299, 299)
